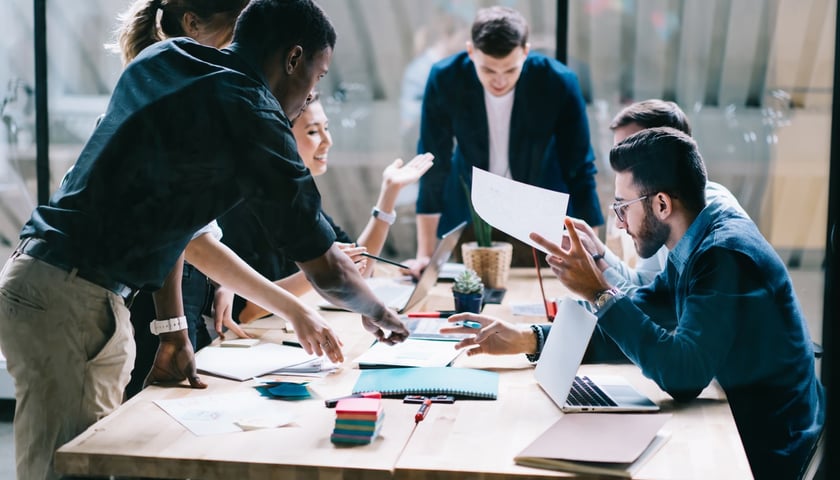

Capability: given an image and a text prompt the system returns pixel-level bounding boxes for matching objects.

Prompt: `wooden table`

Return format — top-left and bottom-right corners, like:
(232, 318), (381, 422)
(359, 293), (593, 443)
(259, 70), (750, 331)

(55, 268), (752, 479)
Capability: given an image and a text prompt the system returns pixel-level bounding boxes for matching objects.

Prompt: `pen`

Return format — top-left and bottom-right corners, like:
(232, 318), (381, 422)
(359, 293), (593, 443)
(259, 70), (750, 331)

(324, 391), (382, 408)
(360, 252), (410, 270)
(415, 398), (432, 423)
(407, 311), (457, 318)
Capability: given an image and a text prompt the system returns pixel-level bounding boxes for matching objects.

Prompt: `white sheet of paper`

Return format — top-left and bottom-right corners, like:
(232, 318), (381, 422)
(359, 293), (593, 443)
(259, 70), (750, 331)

(154, 392), (296, 436)
(471, 167), (569, 253)
(354, 338), (462, 368)
(196, 343), (318, 381)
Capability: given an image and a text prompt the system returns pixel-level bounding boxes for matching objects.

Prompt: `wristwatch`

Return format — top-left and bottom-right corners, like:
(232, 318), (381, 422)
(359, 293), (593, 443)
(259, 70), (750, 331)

(592, 287), (621, 311)
(371, 206), (396, 225)
(149, 316), (189, 335)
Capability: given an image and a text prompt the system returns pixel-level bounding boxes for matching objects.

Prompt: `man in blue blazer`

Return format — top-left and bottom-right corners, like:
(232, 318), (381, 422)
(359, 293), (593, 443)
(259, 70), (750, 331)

(410, 6), (603, 270)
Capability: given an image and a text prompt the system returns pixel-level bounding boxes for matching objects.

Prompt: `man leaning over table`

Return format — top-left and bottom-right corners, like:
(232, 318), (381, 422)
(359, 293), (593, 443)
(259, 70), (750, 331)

(444, 128), (824, 480)
(0, 1), (408, 479)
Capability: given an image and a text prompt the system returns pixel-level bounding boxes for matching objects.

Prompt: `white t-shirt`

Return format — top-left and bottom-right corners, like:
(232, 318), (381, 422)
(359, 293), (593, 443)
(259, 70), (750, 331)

(484, 88), (515, 178)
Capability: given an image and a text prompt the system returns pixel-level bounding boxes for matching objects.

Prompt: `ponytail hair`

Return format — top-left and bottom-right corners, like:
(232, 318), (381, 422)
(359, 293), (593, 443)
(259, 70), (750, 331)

(107, 0), (164, 65)
(107, 0), (248, 65)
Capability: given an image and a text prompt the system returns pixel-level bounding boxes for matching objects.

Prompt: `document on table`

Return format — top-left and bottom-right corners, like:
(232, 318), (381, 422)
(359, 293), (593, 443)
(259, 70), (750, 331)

(195, 343), (318, 381)
(354, 338), (463, 368)
(154, 391), (296, 436)
(471, 167), (569, 253)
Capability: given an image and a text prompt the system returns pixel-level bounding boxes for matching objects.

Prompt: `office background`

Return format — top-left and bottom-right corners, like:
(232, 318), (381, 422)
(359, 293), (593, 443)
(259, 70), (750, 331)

(0, 0), (837, 478)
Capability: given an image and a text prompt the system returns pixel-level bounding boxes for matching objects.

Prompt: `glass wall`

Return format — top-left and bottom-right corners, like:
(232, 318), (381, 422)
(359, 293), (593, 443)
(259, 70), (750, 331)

(0, 0), (830, 329)
(568, 0), (833, 346)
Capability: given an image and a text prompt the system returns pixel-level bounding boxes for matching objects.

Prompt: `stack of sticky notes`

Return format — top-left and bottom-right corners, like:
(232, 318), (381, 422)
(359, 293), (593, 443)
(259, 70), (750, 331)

(330, 397), (384, 445)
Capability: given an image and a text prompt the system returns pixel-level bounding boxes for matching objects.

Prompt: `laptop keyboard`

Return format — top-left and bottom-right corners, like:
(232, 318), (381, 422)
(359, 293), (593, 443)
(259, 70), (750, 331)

(566, 376), (618, 407)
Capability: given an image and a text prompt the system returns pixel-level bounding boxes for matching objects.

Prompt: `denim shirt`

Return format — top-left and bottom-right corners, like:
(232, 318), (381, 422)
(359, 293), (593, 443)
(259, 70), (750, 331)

(597, 201), (824, 479)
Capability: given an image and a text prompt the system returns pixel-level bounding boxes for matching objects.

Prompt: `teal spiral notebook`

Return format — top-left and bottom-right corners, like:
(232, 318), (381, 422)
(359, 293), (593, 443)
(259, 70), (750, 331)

(352, 367), (499, 400)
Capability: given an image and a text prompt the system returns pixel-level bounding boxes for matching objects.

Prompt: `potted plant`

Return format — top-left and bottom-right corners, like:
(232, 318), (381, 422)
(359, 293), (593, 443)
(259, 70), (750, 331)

(452, 268), (484, 313)
(460, 179), (513, 289)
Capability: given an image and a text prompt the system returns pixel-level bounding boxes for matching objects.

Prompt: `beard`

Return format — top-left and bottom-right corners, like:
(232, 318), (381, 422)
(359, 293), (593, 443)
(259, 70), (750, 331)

(633, 203), (670, 259)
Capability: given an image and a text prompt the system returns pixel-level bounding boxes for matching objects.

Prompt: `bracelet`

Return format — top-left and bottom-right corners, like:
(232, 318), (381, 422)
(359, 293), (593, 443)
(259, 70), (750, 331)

(371, 206), (396, 225)
(149, 316), (188, 335)
(525, 324), (545, 363)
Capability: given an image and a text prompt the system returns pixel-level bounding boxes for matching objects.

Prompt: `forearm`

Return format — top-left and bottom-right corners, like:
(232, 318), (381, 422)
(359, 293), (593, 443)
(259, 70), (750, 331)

(298, 244), (389, 318)
(416, 213), (440, 258)
(152, 254), (186, 318)
(185, 235), (313, 321)
(356, 180), (401, 256)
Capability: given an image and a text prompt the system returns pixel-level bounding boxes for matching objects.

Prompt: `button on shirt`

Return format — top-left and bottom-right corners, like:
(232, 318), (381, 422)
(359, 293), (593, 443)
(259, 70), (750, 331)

(597, 201), (824, 479)
(20, 38), (336, 290)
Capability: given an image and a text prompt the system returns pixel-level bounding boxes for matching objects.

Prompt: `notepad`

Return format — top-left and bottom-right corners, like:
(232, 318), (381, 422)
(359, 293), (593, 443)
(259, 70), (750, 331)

(514, 413), (671, 478)
(352, 367), (499, 399)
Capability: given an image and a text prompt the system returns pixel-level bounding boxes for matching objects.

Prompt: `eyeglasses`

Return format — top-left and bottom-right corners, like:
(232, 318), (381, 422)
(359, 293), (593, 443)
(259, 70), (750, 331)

(611, 195), (648, 223)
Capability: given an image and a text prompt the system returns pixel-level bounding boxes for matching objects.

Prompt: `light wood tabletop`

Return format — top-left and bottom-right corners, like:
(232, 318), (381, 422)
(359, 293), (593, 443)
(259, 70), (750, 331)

(55, 268), (752, 479)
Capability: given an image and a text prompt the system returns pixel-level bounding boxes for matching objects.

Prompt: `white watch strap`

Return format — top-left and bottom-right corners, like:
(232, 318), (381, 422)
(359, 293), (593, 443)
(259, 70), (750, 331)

(150, 316), (189, 335)
(371, 206), (396, 225)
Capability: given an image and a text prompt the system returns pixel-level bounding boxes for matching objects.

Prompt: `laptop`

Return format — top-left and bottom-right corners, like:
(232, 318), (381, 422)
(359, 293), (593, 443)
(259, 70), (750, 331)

(534, 298), (659, 413)
(319, 222), (467, 314)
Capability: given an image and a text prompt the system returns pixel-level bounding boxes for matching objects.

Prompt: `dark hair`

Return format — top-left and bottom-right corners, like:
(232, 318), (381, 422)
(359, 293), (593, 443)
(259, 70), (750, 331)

(233, 0), (337, 62)
(290, 91), (321, 126)
(471, 6), (528, 58)
(609, 99), (692, 136)
(110, 0), (248, 65)
(610, 127), (707, 214)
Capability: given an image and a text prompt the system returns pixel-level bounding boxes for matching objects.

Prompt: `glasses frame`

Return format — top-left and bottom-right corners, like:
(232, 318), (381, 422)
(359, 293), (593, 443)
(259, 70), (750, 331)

(611, 194), (649, 223)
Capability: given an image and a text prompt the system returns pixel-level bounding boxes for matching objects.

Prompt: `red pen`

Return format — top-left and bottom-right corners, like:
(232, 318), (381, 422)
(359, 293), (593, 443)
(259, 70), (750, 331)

(407, 311), (457, 318)
(415, 398), (432, 423)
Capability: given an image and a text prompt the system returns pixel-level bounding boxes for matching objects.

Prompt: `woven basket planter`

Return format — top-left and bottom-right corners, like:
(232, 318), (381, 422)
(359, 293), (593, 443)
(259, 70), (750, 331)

(460, 241), (513, 289)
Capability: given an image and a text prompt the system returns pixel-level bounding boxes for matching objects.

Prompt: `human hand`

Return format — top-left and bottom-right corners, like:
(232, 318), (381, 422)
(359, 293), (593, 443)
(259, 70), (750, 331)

(563, 217), (606, 258)
(361, 309), (409, 345)
(286, 306), (345, 363)
(337, 242), (368, 275)
(441, 313), (536, 356)
(530, 218), (610, 301)
(144, 330), (207, 390)
(212, 286), (252, 340)
(400, 256), (429, 280)
(382, 152), (434, 190)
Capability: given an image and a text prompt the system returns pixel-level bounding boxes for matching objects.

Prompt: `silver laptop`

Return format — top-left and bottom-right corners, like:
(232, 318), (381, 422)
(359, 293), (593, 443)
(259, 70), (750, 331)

(534, 298), (659, 413)
(320, 222), (467, 314)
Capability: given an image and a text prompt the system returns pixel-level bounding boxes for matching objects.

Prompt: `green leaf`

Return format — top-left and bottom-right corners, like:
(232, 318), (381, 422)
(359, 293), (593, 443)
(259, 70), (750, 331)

(460, 176), (493, 247)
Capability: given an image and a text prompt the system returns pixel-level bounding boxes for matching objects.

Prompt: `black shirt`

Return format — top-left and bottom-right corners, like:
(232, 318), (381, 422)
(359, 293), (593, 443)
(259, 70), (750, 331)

(21, 38), (335, 289)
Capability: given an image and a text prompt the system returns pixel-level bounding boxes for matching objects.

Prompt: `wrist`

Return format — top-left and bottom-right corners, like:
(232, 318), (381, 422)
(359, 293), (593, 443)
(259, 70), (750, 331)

(524, 325), (545, 362)
(371, 206), (396, 225)
(150, 316), (188, 335)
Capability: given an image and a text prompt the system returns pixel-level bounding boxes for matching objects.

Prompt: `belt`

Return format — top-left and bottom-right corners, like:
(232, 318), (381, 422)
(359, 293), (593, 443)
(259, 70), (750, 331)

(15, 237), (139, 306)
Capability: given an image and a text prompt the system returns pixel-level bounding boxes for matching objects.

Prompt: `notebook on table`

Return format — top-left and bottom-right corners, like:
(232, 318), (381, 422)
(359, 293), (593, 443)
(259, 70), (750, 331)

(319, 222), (467, 313)
(352, 367), (499, 400)
(534, 299), (659, 413)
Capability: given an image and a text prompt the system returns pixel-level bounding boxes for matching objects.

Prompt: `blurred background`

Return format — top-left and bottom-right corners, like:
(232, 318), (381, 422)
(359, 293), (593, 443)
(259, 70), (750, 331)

(0, 0), (836, 475)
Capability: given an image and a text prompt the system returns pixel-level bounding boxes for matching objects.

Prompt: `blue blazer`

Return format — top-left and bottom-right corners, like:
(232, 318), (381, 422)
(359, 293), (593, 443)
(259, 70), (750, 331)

(416, 51), (604, 236)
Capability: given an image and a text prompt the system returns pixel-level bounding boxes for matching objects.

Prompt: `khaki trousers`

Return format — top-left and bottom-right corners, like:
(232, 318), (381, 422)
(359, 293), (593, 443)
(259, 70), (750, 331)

(0, 254), (135, 480)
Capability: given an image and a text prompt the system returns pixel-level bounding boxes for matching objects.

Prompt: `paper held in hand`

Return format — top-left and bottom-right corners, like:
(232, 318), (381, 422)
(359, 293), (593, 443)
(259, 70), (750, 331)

(470, 167), (569, 253)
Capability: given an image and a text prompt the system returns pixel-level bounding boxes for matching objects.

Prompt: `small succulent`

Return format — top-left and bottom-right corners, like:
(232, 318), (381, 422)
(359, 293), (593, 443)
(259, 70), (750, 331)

(452, 268), (484, 295)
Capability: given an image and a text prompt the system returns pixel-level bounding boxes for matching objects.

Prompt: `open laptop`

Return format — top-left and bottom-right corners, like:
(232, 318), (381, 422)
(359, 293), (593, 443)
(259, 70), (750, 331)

(320, 222), (467, 314)
(534, 298), (659, 413)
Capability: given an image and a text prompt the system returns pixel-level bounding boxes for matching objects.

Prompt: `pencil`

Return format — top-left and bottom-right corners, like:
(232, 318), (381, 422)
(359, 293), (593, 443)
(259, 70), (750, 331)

(360, 252), (410, 270)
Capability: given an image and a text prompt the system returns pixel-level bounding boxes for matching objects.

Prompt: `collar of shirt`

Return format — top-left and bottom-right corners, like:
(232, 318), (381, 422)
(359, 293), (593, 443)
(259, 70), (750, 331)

(668, 203), (716, 275)
(225, 42), (270, 89)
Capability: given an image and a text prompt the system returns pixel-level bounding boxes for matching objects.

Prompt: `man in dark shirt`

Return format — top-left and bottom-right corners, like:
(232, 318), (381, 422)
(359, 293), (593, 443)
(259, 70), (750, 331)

(0, 1), (407, 479)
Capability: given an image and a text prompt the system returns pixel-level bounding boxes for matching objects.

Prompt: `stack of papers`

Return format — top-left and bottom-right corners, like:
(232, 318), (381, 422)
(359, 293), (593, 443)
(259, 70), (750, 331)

(330, 397), (384, 445)
(195, 343), (319, 381)
(272, 357), (339, 377)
